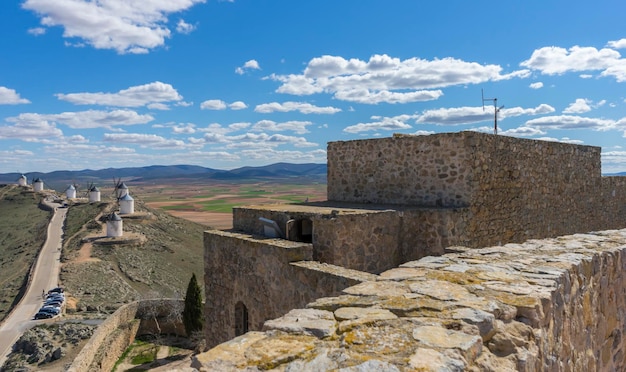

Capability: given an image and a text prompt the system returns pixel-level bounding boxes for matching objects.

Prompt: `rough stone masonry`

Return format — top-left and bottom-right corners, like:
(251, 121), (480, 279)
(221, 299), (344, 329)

(195, 229), (626, 371)
(201, 132), (626, 369)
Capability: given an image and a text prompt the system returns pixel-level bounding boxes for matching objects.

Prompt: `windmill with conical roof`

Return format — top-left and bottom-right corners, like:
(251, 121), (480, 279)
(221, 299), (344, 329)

(33, 178), (45, 192)
(106, 212), (123, 237)
(17, 174), (27, 187)
(87, 182), (101, 203)
(65, 183), (77, 199)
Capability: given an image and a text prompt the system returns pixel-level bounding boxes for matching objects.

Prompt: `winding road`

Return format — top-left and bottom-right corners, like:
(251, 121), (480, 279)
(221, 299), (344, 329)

(0, 200), (67, 368)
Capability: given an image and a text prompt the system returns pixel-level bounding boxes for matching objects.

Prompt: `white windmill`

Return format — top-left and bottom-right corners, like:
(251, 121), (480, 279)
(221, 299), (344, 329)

(17, 174), (27, 187)
(65, 183), (77, 199)
(106, 212), (123, 237)
(112, 178), (129, 199)
(33, 178), (45, 192)
(87, 183), (101, 203)
(119, 193), (135, 214)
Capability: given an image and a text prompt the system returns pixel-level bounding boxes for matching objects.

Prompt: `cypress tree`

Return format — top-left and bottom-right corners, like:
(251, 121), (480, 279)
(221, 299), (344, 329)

(183, 273), (203, 336)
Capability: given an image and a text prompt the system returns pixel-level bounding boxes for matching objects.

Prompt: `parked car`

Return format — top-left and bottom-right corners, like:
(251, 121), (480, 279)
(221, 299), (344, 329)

(34, 312), (53, 319)
(46, 294), (64, 301)
(48, 287), (64, 294)
(44, 300), (63, 307)
(38, 307), (60, 315)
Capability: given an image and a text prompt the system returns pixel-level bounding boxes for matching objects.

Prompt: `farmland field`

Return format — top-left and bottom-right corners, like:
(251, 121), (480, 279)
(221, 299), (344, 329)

(131, 178), (327, 230)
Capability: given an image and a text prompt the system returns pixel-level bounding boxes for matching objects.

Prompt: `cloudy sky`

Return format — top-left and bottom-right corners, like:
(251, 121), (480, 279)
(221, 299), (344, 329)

(1, 0), (626, 174)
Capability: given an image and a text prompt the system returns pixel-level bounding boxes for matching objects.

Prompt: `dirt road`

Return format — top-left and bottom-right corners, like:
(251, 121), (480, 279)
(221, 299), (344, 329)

(0, 202), (67, 367)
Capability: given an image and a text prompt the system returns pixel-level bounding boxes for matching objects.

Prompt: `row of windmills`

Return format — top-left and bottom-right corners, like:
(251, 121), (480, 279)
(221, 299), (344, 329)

(61, 180), (134, 215)
(16, 174), (48, 192)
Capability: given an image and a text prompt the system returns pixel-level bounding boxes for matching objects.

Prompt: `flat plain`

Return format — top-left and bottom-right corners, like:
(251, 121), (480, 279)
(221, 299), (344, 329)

(131, 178), (327, 230)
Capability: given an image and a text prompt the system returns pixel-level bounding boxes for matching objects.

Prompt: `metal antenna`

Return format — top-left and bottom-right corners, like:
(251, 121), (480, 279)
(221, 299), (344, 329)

(482, 89), (504, 135)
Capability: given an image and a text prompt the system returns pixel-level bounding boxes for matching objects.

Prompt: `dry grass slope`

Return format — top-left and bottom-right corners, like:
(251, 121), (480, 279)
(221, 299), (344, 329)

(0, 185), (51, 322)
(60, 199), (205, 313)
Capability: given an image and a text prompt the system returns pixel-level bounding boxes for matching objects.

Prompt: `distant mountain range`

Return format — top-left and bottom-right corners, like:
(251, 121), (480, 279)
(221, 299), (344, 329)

(0, 163), (327, 190)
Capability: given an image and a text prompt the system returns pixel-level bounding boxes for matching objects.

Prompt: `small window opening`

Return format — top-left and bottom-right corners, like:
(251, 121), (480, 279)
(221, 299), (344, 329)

(235, 301), (249, 336)
(287, 218), (313, 243)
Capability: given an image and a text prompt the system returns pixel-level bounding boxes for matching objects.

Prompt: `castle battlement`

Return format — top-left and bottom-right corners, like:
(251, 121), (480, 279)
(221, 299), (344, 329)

(203, 132), (626, 350)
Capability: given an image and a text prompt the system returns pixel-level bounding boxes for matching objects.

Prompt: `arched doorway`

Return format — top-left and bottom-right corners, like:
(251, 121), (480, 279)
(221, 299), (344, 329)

(234, 301), (249, 336)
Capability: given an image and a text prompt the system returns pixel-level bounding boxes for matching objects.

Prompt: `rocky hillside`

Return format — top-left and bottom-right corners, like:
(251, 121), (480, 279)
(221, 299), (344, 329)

(59, 199), (206, 313)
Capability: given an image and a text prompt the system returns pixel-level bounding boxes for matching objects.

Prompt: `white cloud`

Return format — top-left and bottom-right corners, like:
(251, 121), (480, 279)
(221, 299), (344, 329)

(0, 87), (31, 104)
(27, 27), (46, 36)
(520, 45), (621, 75)
(524, 115), (614, 130)
(200, 100), (227, 110)
(608, 39), (626, 49)
(254, 101), (341, 114)
(235, 59), (261, 75)
(229, 101), (248, 110)
(415, 104), (555, 126)
(334, 89), (443, 104)
(600, 59), (626, 82)
(67, 134), (88, 143)
(227, 133), (317, 148)
(22, 0), (207, 54)
(199, 131), (318, 149)
(176, 19), (195, 34)
(500, 104), (555, 118)
(344, 114), (416, 133)
(580, 74), (593, 79)
(413, 130), (435, 136)
(147, 103), (170, 110)
(563, 98), (592, 114)
(529, 82), (543, 89)
(103, 133), (187, 149)
(271, 54), (529, 104)
(499, 126), (546, 137)
(172, 123), (196, 134)
(229, 122), (251, 131)
(0, 115), (63, 140)
(56, 82), (182, 107)
(251, 120), (313, 134)
(201, 100), (248, 110)
(7, 110), (153, 129)
(416, 107), (491, 125)
(237, 148), (326, 163)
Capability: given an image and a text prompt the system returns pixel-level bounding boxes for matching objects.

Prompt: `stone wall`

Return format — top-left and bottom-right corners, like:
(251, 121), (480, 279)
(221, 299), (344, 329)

(465, 133), (603, 247)
(204, 230), (375, 348)
(327, 132), (626, 248)
(67, 299), (185, 372)
(194, 229), (626, 371)
(328, 132), (472, 207)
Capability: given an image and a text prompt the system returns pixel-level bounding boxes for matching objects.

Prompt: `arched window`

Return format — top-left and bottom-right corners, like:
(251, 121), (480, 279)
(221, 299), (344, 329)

(234, 301), (249, 336)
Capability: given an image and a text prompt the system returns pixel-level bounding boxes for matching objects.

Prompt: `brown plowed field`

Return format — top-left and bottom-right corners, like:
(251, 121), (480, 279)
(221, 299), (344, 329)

(133, 180), (326, 230)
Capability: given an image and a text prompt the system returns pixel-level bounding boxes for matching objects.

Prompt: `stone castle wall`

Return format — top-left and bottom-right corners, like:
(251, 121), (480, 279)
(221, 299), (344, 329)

(328, 132), (472, 207)
(327, 132), (625, 248)
(465, 133), (604, 247)
(204, 230), (375, 348)
(195, 229), (626, 371)
(67, 299), (185, 372)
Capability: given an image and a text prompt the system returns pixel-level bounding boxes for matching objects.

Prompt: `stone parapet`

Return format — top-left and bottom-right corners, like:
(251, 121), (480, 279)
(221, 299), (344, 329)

(67, 299), (184, 372)
(195, 229), (626, 371)
(204, 229), (374, 348)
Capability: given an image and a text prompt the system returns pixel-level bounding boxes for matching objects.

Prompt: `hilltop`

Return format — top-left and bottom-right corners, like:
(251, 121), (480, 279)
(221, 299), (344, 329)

(0, 185), (206, 319)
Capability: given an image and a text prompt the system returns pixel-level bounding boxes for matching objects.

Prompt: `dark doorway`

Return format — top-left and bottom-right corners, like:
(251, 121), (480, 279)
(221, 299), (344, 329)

(235, 301), (249, 336)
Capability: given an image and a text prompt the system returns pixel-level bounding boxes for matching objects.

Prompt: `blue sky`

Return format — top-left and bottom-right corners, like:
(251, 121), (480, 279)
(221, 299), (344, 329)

(1, 0), (626, 174)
